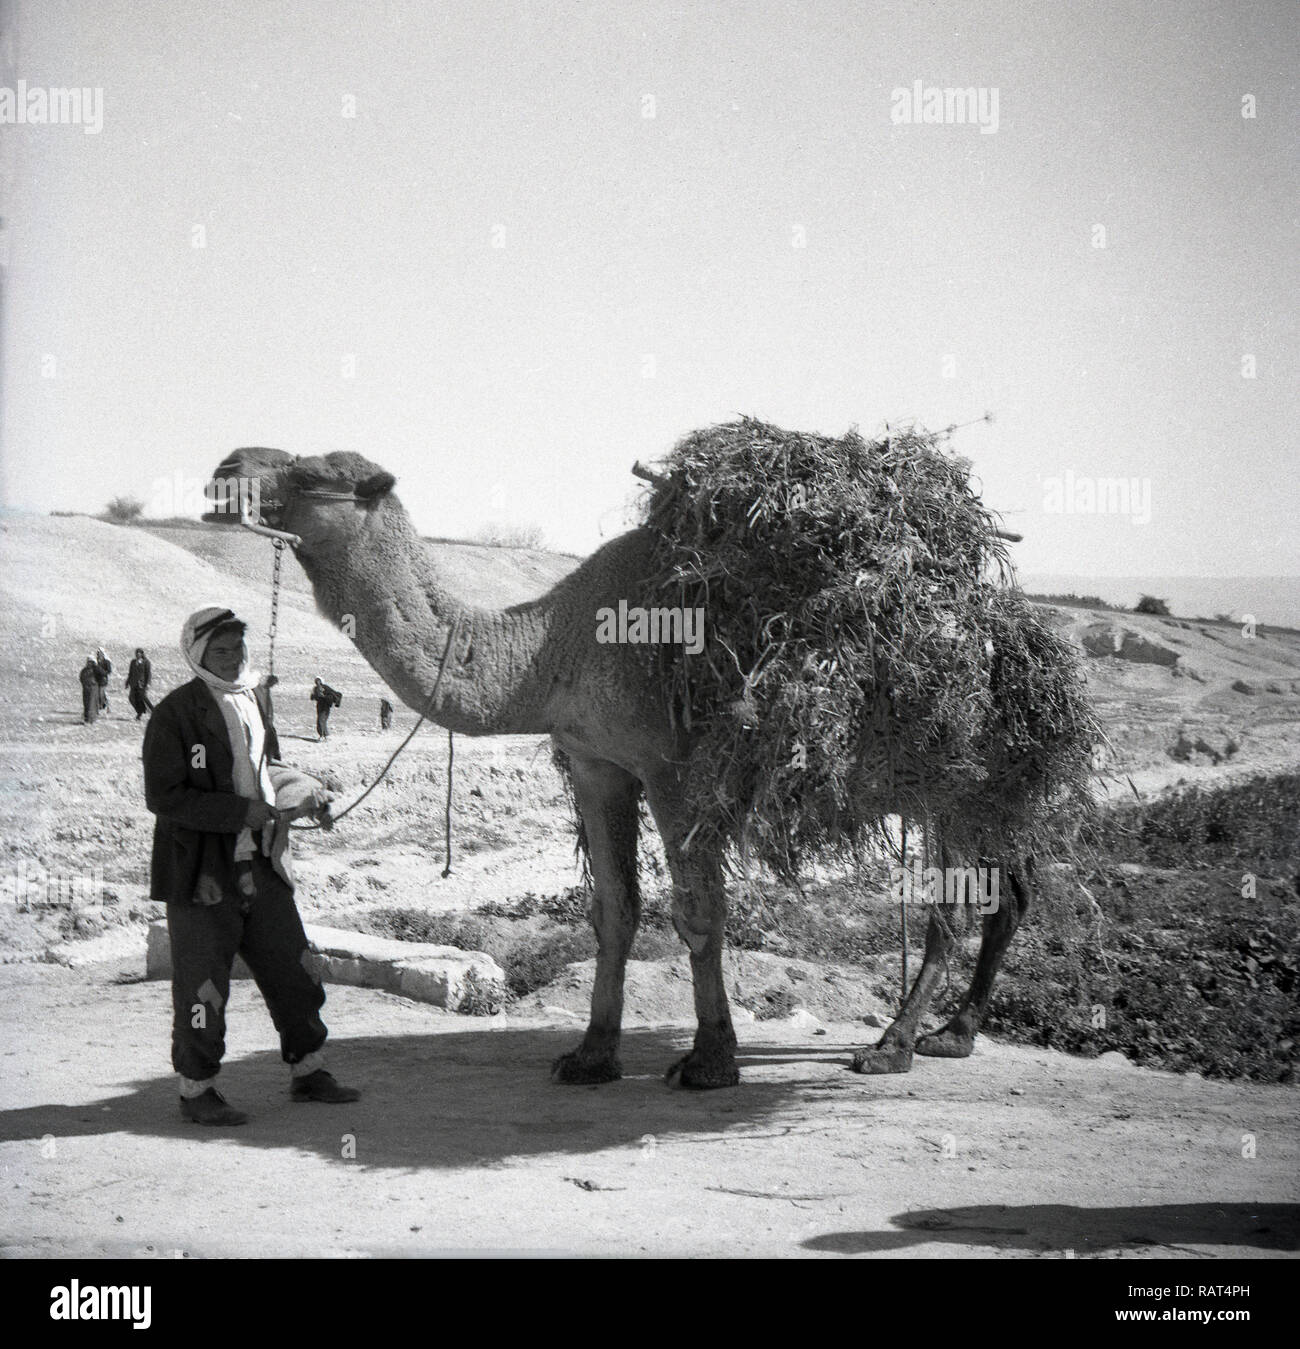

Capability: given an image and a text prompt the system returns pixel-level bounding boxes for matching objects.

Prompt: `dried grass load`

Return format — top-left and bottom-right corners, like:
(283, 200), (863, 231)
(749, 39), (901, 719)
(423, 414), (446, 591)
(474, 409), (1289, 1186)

(637, 417), (1101, 877)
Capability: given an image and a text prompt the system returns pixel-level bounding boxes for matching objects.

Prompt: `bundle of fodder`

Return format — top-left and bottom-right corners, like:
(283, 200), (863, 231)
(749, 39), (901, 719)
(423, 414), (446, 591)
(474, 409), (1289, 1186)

(637, 417), (1102, 878)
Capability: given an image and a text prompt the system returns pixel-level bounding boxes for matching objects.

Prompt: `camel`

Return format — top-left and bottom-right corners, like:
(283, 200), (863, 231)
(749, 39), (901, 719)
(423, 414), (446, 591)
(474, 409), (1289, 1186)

(206, 446), (1040, 1088)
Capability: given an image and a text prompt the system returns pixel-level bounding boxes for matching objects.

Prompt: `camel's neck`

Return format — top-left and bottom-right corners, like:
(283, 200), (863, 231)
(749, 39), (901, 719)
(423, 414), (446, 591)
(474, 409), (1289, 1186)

(293, 499), (553, 735)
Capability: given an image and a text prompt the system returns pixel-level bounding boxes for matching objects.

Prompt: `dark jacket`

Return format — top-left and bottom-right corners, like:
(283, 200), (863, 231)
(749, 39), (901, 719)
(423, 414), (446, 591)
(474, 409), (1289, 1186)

(126, 656), (151, 690)
(142, 677), (275, 906)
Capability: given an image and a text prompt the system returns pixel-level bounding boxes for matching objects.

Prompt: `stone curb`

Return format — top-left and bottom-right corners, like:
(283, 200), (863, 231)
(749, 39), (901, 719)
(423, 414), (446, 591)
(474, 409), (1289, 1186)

(145, 920), (506, 1013)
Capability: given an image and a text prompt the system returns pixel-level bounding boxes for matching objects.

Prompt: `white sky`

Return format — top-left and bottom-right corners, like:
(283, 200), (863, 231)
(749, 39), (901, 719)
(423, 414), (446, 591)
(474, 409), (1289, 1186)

(2, 0), (1296, 574)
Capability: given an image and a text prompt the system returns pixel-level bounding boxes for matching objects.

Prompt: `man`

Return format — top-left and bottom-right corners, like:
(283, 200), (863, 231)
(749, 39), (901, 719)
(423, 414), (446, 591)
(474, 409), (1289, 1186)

(254, 673), (282, 762)
(79, 656), (100, 723)
(379, 697), (393, 731)
(310, 676), (340, 740)
(94, 647), (112, 711)
(143, 605), (360, 1126)
(126, 648), (154, 720)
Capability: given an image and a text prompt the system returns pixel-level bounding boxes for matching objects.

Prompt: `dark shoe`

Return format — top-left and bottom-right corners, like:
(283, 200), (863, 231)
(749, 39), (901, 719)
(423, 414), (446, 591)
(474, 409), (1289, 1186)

(179, 1088), (248, 1126)
(291, 1069), (361, 1104)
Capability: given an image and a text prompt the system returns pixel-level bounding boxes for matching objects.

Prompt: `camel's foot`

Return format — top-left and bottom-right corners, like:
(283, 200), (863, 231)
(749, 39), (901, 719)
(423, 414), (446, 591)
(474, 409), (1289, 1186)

(850, 1041), (915, 1075)
(915, 1023), (976, 1058)
(665, 1047), (740, 1090)
(550, 1047), (622, 1085)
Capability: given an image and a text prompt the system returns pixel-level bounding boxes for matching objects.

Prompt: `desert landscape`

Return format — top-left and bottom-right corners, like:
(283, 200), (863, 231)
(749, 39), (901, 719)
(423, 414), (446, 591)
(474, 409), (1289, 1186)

(1, 509), (1296, 1258)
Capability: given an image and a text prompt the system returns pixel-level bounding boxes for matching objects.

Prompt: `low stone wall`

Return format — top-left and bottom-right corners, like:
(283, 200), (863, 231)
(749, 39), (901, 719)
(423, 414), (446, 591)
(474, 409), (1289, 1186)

(146, 920), (505, 1013)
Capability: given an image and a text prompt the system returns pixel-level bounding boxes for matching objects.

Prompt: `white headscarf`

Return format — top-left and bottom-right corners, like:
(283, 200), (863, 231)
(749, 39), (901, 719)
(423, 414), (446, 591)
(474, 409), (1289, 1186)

(180, 606), (261, 693)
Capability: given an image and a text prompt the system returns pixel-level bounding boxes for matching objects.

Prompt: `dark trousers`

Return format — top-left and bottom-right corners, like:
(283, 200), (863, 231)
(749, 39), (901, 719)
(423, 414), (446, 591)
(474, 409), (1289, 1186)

(316, 704), (331, 737)
(167, 852), (327, 1081)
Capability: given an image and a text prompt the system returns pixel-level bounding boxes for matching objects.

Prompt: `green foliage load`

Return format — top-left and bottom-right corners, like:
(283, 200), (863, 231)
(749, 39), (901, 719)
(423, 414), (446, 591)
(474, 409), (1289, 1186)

(639, 418), (1102, 876)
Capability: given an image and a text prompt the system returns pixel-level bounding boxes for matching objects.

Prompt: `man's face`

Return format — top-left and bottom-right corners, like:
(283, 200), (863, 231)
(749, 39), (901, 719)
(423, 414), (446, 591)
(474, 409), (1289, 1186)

(202, 632), (247, 682)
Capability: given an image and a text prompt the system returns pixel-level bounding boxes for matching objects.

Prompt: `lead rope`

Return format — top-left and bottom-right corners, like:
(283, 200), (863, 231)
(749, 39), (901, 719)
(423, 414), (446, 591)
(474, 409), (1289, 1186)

(267, 538), (285, 680)
(441, 728), (455, 876)
(290, 615), (464, 831)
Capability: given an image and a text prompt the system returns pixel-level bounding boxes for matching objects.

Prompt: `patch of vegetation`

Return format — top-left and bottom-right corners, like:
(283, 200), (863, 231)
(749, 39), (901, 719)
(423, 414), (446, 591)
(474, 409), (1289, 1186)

(1024, 592), (1125, 612)
(458, 967), (510, 1016)
(968, 868), (1299, 1083)
(473, 522), (548, 550)
(501, 927), (597, 996)
(1086, 773), (1300, 870)
(1134, 594), (1171, 616)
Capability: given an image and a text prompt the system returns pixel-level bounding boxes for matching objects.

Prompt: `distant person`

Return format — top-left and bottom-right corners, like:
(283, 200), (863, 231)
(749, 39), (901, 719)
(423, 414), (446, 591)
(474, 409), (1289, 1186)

(125, 648), (154, 720)
(79, 656), (100, 723)
(379, 697), (393, 731)
(310, 677), (341, 740)
(143, 604), (357, 1126)
(254, 674), (282, 762)
(94, 647), (113, 711)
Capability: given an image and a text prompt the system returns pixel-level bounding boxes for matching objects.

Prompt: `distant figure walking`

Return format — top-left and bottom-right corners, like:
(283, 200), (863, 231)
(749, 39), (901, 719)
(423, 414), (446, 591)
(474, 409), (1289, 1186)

(94, 647), (113, 711)
(254, 674), (282, 762)
(126, 649), (154, 720)
(379, 698), (393, 731)
(79, 656), (100, 723)
(310, 678), (342, 740)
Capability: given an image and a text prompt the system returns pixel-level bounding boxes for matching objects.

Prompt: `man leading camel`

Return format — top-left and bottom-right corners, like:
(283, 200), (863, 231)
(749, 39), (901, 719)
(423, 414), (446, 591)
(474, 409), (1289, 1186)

(142, 605), (361, 1125)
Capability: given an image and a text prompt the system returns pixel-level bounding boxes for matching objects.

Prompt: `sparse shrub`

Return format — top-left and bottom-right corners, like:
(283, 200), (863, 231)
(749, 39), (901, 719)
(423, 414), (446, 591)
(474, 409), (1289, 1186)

(503, 927), (596, 996)
(1134, 594), (1171, 616)
(457, 968), (511, 1016)
(104, 496), (144, 524)
(743, 987), (798, 1020)
(474, 522), (547, 549)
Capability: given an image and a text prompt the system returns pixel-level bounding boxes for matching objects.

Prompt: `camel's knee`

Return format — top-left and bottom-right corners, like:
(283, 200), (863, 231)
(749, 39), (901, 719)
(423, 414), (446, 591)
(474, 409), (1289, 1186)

(589, 886), (639, 947)
(670, 885), (722, 957)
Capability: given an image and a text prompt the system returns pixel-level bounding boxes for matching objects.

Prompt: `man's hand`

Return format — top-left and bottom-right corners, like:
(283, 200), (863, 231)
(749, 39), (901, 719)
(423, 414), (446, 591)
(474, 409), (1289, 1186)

(245, 799), (278, 830)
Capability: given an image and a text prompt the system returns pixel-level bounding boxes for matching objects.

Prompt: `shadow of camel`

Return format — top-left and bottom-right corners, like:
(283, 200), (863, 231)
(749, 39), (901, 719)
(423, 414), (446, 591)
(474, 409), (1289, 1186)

(803, 1202), (1300, 1255)
(0, 1026), (842, 1171)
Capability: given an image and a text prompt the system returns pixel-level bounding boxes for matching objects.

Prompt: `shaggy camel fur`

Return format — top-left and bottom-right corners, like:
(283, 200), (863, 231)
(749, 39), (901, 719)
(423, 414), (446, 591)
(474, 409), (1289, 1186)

(207, 448), (1037, 1088)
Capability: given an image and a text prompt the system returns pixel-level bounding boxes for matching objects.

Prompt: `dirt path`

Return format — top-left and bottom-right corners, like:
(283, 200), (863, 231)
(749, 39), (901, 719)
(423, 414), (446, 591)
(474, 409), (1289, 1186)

(2, 962), (1295, 1259)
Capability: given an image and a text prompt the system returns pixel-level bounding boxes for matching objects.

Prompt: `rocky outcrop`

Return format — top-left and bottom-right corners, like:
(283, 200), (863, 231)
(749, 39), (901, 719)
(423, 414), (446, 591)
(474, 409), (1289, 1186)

(1080, 622), (1180, 667)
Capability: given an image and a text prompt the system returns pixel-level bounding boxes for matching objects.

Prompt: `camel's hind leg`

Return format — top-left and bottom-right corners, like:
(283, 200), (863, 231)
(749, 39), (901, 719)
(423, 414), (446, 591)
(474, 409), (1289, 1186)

(551, 755), (642, 1085)
(642, 776), (739, 1089)
(916, 856), (1034, 1058)
(852, 905), (960, 1075)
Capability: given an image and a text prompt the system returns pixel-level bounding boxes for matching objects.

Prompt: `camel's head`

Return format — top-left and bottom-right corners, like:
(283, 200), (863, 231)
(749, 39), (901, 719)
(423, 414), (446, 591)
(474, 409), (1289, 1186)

(204, 448), (397, 548)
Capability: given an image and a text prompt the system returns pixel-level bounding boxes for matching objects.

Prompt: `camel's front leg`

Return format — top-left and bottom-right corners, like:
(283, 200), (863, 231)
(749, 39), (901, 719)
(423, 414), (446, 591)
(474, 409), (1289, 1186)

(551, 755), (641, 1085)
(644, 779), (738, 1089)
(666, 873), (740, 1089)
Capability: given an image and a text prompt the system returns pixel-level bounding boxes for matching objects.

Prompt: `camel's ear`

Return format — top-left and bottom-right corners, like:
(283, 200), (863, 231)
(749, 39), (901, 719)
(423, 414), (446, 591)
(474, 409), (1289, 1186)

(357, 471), (397, 499)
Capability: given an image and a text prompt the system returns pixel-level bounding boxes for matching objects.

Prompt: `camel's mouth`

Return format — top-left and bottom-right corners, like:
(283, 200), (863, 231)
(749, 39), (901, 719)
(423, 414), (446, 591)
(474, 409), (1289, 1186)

(200, 479), (287, 529)
(202, 448), (296, 528)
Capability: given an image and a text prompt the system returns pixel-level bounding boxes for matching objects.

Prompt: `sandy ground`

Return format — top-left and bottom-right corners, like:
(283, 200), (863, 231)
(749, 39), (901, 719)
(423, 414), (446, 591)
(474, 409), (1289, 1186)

(1, 959), (1295, 1259)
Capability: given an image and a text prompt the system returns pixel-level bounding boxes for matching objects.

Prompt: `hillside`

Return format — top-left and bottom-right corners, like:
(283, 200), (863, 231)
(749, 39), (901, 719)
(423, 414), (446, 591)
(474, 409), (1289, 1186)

(139, 521), (580, 609)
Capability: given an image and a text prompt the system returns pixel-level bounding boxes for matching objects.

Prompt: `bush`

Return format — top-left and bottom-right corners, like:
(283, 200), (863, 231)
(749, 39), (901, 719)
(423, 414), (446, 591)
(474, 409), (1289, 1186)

(104, 496), (144, 524)
(503, 927), (596, 996)
(1134, 594), (1171, 615)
